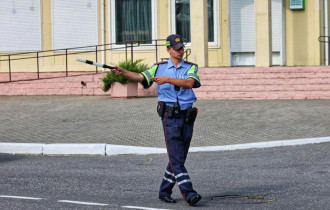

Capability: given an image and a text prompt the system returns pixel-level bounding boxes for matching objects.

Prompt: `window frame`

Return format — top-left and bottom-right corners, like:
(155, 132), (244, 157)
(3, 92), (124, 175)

(170, 0), (220, 48)
(109, 0), (158, 50)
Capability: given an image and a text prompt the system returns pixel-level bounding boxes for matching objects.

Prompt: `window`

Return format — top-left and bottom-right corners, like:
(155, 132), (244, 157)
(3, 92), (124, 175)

(52, 0), (98, 49)
(0, 0), (41, 52)
(175, 0), (190, 42)
(112, 0), (154, 44)
(172, 0), (218, 46)
(207, 0), (214, 42)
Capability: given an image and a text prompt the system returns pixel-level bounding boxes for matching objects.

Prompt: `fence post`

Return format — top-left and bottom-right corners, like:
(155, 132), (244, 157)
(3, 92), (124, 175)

(131, 41), (133, 62)
(155, 40), (158, 63)
(328, 37), (330, 65)
(95, 46), (98, 73)
(8, 55), (11, 82)
(37, 52), (40, 79)
(125, 42), (128, 62)
(65, 49), (68, 76)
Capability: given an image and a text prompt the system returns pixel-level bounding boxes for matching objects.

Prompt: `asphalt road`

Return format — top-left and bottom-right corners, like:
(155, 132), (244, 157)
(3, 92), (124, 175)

(0, 143), (329, 210)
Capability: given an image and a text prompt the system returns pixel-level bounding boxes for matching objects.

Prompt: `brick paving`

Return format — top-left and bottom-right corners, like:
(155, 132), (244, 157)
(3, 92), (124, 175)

(0, 96), (330, 147)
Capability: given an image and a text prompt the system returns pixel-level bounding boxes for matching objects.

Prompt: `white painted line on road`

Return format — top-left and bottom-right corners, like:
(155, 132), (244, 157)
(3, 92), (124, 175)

(0, 195), (43, 200)
(122, 206), (173, 210)
(58, 200), (108, 206)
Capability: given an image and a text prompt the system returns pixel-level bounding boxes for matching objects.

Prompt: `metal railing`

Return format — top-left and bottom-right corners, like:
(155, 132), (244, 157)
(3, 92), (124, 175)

(0, 39), (191, 83)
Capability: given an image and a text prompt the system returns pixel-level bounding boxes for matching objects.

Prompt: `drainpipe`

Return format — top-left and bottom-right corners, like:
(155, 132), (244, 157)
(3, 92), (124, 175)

(101, 0), (106, 69)
(325, 0), (329, 65)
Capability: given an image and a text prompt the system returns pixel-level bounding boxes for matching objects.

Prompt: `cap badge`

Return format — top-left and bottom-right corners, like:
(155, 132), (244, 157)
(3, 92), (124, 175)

(175, 38), (181, 43)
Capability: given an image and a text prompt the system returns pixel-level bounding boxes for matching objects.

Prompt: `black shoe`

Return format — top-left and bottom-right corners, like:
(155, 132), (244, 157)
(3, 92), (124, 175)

(187, 194), (202, 206)
(159, 196), (176, 203)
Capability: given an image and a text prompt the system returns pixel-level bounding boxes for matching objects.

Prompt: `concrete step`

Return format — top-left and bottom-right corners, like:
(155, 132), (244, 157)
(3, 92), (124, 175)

(200, 78), (330, 86)
(200, 72), (330, 80)
(199, 66), (330, 73)
(195, 91), (330, 99)
(0, 72), (156, 97)
(1, 66), (330, 99)
(194, 84), (330, 92)
(0, 72), (106, 96)
(196, 66), (330, 99)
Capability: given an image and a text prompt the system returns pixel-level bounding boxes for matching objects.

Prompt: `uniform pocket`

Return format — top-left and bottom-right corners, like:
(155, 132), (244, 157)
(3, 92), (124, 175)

(159, 83), (171, 91)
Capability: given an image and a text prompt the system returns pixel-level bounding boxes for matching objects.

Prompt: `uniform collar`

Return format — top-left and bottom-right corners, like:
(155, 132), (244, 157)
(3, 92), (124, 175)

(167, 58), (184, 69)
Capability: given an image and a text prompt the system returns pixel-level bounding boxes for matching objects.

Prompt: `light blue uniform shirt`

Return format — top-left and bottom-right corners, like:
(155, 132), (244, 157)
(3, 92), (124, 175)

(141, 59), (201, 110)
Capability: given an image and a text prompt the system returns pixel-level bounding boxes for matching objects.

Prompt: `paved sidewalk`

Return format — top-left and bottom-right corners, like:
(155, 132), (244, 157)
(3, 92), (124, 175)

(0, 96), (330, 148)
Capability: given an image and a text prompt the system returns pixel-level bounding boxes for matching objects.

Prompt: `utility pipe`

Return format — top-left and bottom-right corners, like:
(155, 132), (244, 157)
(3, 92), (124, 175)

(325, 0), (329, 65)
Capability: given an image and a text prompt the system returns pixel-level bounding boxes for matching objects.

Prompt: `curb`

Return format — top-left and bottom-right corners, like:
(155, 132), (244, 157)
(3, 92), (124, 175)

(106, 144), (166, 155)
(43, 144), (107, 155)
(0, 143), (44, 155)
(0, 136), (329, 156)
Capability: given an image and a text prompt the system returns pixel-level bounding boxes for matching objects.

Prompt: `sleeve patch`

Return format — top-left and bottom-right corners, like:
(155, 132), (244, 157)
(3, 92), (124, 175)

(141, 65), (158, 89)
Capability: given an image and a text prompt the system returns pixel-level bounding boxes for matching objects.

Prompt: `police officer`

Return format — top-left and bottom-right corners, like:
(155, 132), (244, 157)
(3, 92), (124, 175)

(112, 34), (202, 206)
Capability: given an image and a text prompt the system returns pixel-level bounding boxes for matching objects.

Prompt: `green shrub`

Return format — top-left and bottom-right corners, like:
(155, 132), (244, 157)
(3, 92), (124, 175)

(101, 59), (149, 92)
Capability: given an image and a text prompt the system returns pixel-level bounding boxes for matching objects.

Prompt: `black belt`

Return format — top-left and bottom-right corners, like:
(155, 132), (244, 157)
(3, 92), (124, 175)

(165, 106), (187, 114)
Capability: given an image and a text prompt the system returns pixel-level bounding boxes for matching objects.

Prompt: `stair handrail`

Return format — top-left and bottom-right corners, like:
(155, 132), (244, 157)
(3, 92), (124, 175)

(0, 38), (192, 83)
(0, 39), (177, 83)
(318, 36), (330, 65)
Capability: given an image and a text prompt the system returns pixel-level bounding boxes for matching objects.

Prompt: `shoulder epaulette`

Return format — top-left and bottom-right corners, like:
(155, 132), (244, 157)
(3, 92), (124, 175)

(184, 61), (198, 66)
(154, 61), (168, 65)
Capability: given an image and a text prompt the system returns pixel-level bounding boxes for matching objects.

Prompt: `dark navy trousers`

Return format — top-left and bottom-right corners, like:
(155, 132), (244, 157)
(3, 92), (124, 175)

(159, 111), (197, 201)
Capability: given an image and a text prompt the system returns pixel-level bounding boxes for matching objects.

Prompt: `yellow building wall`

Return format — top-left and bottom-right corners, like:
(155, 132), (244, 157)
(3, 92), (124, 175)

(106, 0), (164, 67)
(208, 0), (230, 67)
(319, 0), (327, 65)
(107, 0), (230, 67)
(285, 0), (322, 66)
(0, 0), (230, 72)
(255, 0), (272, 67)
(157, 0), (171, 62)
(42, 0), (52, 52)
(0, 0), (325, 73)
(0, 0), (102, 73)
